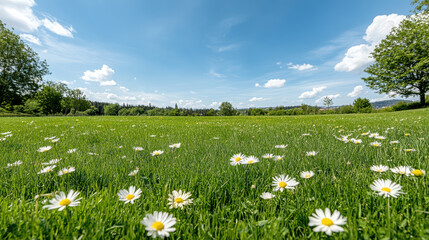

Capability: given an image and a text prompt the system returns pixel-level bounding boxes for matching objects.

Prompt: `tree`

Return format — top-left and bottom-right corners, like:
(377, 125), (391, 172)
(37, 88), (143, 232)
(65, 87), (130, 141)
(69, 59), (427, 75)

(37, 85), (63, 114)
(412, 0), (428, 12)
(323, 97), (333, 108)
(104, 104), (120, 115)
(61, 88), (91, 113)
(218, 102), (236, 116)
(0, 21), (49, 105)
(353, 98), (372, 113)
(362, 13), (429, 106)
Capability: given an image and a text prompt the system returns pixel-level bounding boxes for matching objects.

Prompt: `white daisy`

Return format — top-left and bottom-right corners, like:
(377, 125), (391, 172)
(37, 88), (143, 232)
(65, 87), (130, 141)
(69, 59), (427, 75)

(51, 138), (60, 143)
(370, 141), (381, 147)
(150, 135), (156, 137)
(133, 147), (144, 152)
(389, 140), (400, 144)
(260, 192), (275, 200)
(42, 190), (81, 211)
(411, 169), (425, 177)
(391, 166), (411, 176)
(272, 174), (299, 192)
(242, 156), (259, 164)
(58, 167), (75, 176)
(169, 143), (181, 148)
(273, 155), (284, 161)
(375, 136), (386, 140)
(118, 186), (142, 204)
(369, 133), (379, 138)
(6, 160), (23, 168)
(37, 165), (56, 174)
(167, 190), (193, 209)
(306, 151), (318, 157)
(308, 208), (347, 235)
(44, 136), (56, 140)
(1, 131), (12, 135)
(128, 168), (139, 176)
(370, 165), (389, 173)
(88, 152), (98, 156)
(351, 138), (362, 144)
(141, 211), (176, 239)
(42, 159), (61, 165)
(37, 146), (52, 153)
(361, 131), (370, 136)
(67, 148), (77, 153)
(300, 171), (315, 179)
(275, 144), (288, 149)
(262, 153), (274, 159)
(302, 133), (312, 136)
(369, 179), (403, 198)
(151, 150), (164, 156)
(230, 153), (246, 166)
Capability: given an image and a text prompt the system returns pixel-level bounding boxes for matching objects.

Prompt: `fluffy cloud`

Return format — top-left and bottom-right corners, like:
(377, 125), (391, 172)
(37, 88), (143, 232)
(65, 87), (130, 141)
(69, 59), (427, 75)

(299, 86), (326, 99)
(19, 33), (41, 45)
(335, 14), (405, 72)
(210, 102), (221, 107)
(347, 85), (364, 97)
(256, 79), (286, 88)
(249, 97), (265, 102)
(172, 99), (204, 108)
(316, 94), (341, 104)
(288, 63), (317, 71)
(42, 18), (74, 38)
(0, 0), (74, 38)
(81, 65), (117, 86)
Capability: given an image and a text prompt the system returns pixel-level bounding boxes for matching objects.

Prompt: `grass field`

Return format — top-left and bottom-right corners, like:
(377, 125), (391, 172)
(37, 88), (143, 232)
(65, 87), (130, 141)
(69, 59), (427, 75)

(1, 109), (428, 239)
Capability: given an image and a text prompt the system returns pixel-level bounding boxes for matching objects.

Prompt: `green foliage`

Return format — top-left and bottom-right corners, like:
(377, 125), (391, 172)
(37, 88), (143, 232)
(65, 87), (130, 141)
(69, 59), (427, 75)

(353, 98), (372, 113)
(392, 101), (410, 111)
(129, 107), (145, 116)
(323, 97), (333, 108)
(61, 88), (92, 113)
(118, 108), (131, 116)
(104, 104), (120, 116)
(218, 102), (236, 116)
(337, 105), (356, 114)
(248, 108), (267, 116)
(147, 108), (166, 116)
(12, 105), (24, 113)
(23, 99), (40, 114)
(412, 0), (429, 12)
(206, 108), (216, 116)
(36, 86), (63, 115)
(84, 107), (98, 116)
(0, 21), (50, 105)
(363, 13), (429, 105)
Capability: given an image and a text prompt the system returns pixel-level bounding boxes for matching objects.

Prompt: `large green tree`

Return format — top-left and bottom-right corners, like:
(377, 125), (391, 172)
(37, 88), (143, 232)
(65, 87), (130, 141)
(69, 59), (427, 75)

(218, 102), (236, 116)
(0, 21), (49, 105)
(362, 13), (429, 105)
(412, 0), (428, 12)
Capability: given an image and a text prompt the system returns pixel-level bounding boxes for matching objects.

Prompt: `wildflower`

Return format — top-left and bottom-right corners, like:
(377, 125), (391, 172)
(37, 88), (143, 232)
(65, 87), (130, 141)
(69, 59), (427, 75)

(273, 155), (284, 161)
(88, 152), (98, 156)
(351, 138), (362, 144)
(167, 190), (193, 209)
(389, 140), (399, 144)
(390, 166), (411, 176)
(151, 150), (164, 156)
(242, 156), (259, 164)
(133, 147), (144, 152)
(150, 135), (156, 137)
(67, 148), (77, 153)
(1, 131), (12, 135)
(230, 153), (245, 166)
(260, 192), (275, 200)
(51, 138), (60, 143)
(128, 168), (139, 176)
(404, 149), (416, 152)
(369, 133), (379, 138)
(141, 211), (176, 239)
(306, 151), (318, 157)
(58, 167), (75, 176)
(42, 190), (81, 211)
(404, 133), (410, 136)
(370, 165), (389, 173)
(370, 142), (381, 147)
(262, 154), (274, 159)
(118, 186), (142, 204)
(272, 174), (299, 192)
(411, 169), (425, 177)
(275, 144), (288, 149)
(302, 133), (311, 136)
(300, 171), (315, 179)
(370, 179), (403, 198)
(37, 165), (56, 174)
(375, 136), (386, 140)
(37, 146), (52, 153)
(44, 136), (56, 140)
(361, 131), (370, 136)
(169, 143), (181, 148)
(308, 208), (347, 235)
(42, 159), (61, 165)
(6, 160), (23, 168)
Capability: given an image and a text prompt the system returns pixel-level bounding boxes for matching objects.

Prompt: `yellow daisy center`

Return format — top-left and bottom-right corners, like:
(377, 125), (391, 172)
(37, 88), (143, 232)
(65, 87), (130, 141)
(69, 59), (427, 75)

(321, 218), (334, 226)
(155, 152), (159, 155)
(381, 187), (391, 193)
(42, 149), (48, 152)
(59, 198), (71, 206)
(279, 181), (287, 188)
(412, 170), (424, 176)
(126, 194), (135, 200)
(175, 197), (184, 203)
(305, 174), (311, 178)
(235, 157), (241, 162)
(64, 170), (68, 173)
(152, 221), (164, 231)
(399, 171), (405, 174)
(374, 144), (379, 147)
(248, 160), (254, 164)
(377, 169), (383, 172)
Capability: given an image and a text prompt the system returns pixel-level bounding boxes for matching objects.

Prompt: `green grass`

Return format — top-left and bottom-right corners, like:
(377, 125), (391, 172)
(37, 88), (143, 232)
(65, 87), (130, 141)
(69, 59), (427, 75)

(1, 109), (428, 239)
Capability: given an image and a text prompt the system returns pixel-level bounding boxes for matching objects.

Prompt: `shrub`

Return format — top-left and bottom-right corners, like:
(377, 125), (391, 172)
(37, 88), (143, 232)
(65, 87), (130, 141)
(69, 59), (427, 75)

(392, 101), (409, 111)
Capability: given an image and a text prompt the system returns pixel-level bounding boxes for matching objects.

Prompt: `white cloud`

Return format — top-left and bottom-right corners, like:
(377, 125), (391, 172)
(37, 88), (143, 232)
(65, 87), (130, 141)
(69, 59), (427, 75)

(19, 33), (41, 45)
(210, 101), (220, 108)
(81, 65), (117, 86)
(42, 18), (74, 38)
(217, 44), (240, 52)
(347, 85), (364, 97)
(0, 0), (75, 38)
(209, 69), (225, 78)
(119, 86), (129, 92)
(256, 79), (286, 88)
(370, 91), (397, 102)
(288, 63), (317, 71)
(249, 97), (265, 102)
(59, 80), (75, 85)
(77, 87), (166, 105)
(335, 14), (406, 72)
(299, 86), (326, 99)
(316, 94), (340, 104)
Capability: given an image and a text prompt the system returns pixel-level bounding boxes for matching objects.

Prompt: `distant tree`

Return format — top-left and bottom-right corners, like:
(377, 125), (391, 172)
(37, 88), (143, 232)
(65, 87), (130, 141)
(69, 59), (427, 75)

(61, 88), (92, 113)
(36, 85), (63, 114)
(353, 98), (372, 113)
(24, 99), (40, 114)
(249, 108), (267, 115)
(363, 13), (429, 106)
(104, 104), (120, 115)
(118, 108), (131, 116)
(218, 102), (236, 116)
(0, 21), (50, 105)
(206, 108), (216, 116)
(412, 0), (428, 12)
(323, 97), (333, 108)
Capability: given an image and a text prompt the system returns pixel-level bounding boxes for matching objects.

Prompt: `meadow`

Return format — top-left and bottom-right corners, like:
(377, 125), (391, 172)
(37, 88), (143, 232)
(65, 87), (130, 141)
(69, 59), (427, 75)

(0, 109), (428, 239)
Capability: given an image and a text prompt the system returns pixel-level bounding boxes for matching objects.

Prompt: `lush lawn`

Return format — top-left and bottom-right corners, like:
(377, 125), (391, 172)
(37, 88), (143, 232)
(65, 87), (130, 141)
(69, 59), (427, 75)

(1, 109), (428, 239)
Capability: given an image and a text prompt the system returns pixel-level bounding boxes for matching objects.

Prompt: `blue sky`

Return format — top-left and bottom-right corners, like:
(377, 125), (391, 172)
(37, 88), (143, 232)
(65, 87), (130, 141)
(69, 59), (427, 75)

(0, 0), (416, 108)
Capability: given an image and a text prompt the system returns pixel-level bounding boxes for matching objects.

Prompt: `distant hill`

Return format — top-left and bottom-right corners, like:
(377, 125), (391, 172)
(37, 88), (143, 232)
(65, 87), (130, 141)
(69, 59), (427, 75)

(370, 99), (413, 109)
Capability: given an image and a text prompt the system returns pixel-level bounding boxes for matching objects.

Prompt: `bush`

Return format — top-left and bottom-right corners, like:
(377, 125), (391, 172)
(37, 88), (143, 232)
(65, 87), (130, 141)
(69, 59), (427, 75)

(249, 108), (267, 116)
(392, 101), (409, 111)
(406, 102), (423, 110)
(13, 105), (24, 113)
(353, 98), (372, 113)
(24, 99), (41, 114)
(84, 107), (98, 116)
(118, 108), (130, 116)
(104, 104), (120, 115)
(338, 105), (356, 114)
